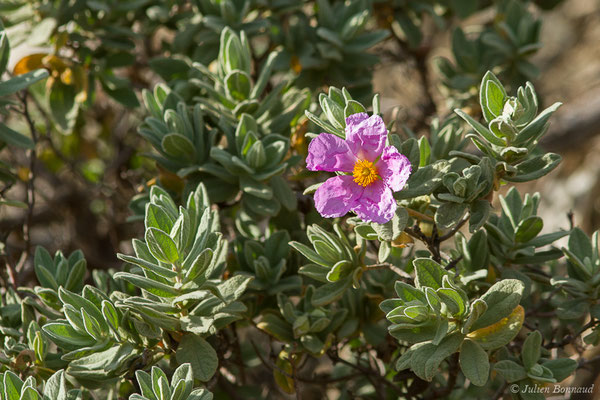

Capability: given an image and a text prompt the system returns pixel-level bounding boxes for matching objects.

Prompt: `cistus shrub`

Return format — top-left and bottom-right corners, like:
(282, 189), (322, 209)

(1, 0), (595, 399)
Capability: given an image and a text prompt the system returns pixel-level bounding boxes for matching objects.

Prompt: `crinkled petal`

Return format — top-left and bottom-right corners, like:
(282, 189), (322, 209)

(377, 146), (412, 192)
(306, 133), (356, 172)
(313, 175), (362, 218)
(352, 179), (396, 224)
(345, 113), (387, 161)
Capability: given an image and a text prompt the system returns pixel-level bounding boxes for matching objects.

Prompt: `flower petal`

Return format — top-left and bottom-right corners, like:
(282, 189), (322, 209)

(377, 146), (412, 192)
(314, 175), (362, 218)
(306, 133), (356, 172)
(345, 113), (387, 161)
(352, 179), (396, 224)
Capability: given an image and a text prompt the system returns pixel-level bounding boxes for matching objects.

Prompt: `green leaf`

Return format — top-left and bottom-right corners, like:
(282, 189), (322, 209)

(542, 358), (577, 382)
(455, 109), (505, 146)
(505, 153), (561, 183)
(246, 141), (267, 169)
(0, 31), (9, 76)
(102, 84), (140, 108)
(80, 308), (104, 340)
(493, 360), (528, 383)
(461, 299), (487, 334)
(468, 305), (524, 350)
(0, 122), (34, 149)
(117, 254), (177, 279)
(218, 274), (253, 302)
(469, 200), (491, 232)
(43, 370), (67, 400)
(418, 137), (431, 167)
(410, 332), (464, 381)
(470, 279), (524, 331)
(48, 79), (78, 132)
(145, 227), (179, 264)
(135, 370), (157, 400)
(435, 202), (468, 229)
(480, 71), (507, 123)
(176, 335), (218, 382)
(289, 241), (328, 266)
(113, 272), (179, 297)
(515, 216), (543, 243)
(21, 386), (40, 400)
(459, 339), (489, 386)
(240, 176), (273, 200)
(42, 322), (94, 348)
(513, 102), (562, 146)
(521, 331), (542, 370)
(101, 301), (120, 334)
(257, 314), (293, 342)
(414, 258), (449, 290)
(344, 100), (366, 118)
(326, 260), (353, 282)
(225, 70), (251, 101)
(162, 134), (196, 163)
(64, 259), (86, 292)
(3, 371), (24, 400)
(271, 175), (297, 211)
(311, 278), (352, 306)
(149, 57), (189, 81)
(568, 227), (593, 262)
(184, 248), (213, 283)
(437, 288), (466, 316)
(0, 69), (49, 96)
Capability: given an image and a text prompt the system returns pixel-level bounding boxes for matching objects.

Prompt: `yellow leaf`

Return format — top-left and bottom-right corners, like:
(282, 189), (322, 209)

(290, 55), (302, 74)
(158, 166), (184, 194)
(72, 66), (89, 103)
(274, 350), (295, 394)
(13, 53), (48, 75)
(54, 32), (69, 52)
(467, 305), (524, 350)
(60, 68), (73, 85)
(391, 231), (414, 248)
(419, 221), (434, 237)
(17, 167), (31, 182)
(41, 54), (67, 73)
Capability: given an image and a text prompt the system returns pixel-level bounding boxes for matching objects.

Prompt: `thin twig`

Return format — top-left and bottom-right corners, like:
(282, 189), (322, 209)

(18, 91), (39, 266)
(425, 353), (459, 399)
(366, 262), (414, 282)
(326, 348), (404, 396)
(405, 223), (442, 262)
(388, 28), (437, 132)
(545, 319), (598, 349)
(492, 382), (508, 400)
(444, 255), (463, 271)
(406, 208), (434, 222)
(438, 214), (470, 242)
(248, 340), (362, 385)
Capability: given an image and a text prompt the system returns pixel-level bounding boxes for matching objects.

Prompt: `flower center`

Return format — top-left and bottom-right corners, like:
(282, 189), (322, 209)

(352, 159), (378, 187)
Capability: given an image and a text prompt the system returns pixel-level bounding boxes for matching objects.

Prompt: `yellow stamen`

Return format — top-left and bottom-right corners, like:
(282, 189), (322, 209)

(352, 159), (378, 187)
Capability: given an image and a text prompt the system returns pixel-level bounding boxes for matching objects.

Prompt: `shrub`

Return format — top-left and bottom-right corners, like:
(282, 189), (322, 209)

(0, 1), (593, 399)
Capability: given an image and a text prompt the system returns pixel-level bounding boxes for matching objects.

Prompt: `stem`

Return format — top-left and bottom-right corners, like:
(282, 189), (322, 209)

(366, 262), (414, 282)
(18, 91), (39, 266)
(406, 208), (434, 222)
(438, 214), (470, 242)
(405, 223), (442, 262)
(231, 323), (247, 385)
(425, 353), (459, 399)
(326, 348), (404, 396)
(388, 28), (437, 132)
(492, 382), (508, 400)
(545, 319), (598, 349)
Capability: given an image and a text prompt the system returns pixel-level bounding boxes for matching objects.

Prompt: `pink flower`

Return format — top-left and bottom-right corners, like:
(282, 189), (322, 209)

(306, 113), (412, 224)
